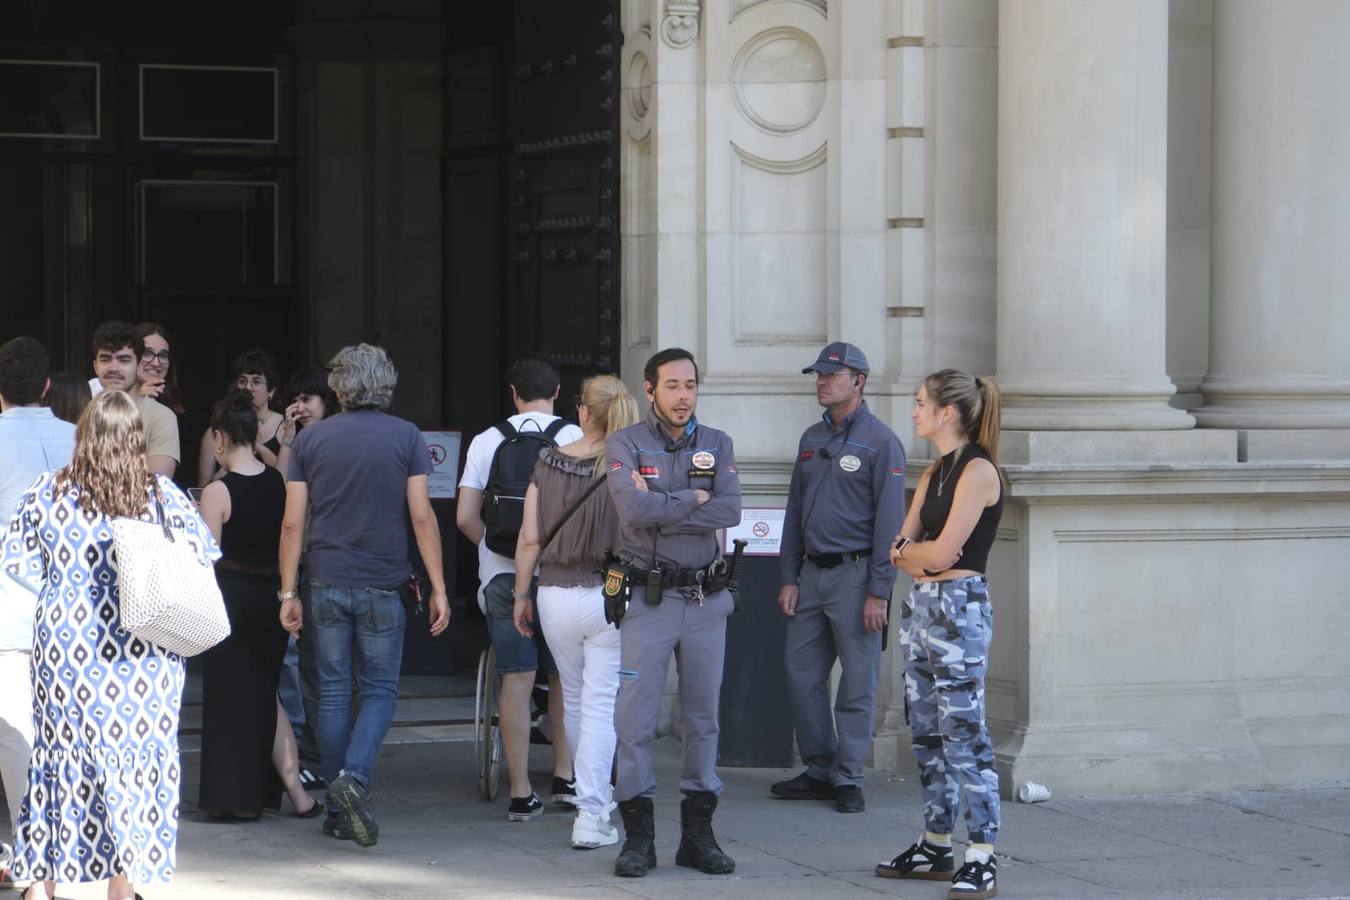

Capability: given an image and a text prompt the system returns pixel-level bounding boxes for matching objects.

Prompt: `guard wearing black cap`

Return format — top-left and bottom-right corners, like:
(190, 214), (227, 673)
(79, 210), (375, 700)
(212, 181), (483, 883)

(772, 341), (907, 813)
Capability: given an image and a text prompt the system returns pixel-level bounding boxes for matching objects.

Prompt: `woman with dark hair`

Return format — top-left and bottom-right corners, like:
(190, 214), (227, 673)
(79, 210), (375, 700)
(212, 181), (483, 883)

(876, 369), (1004, 900)
(43, 371), (92, 424)
(196, 390), (318, 820)
(275, 366), (339, 478)
(135, 322), (185, 415)
(197, 349), (284, 485)
(1, 390), (217, 900)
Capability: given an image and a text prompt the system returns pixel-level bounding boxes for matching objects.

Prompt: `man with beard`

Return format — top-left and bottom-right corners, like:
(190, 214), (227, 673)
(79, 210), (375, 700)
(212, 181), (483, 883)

(90, 321), (180, 477)
(605, 348), (742, 879)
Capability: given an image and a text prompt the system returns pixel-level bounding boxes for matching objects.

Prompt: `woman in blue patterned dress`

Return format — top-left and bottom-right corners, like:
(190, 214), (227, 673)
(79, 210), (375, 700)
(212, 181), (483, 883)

(1, 390), (219, 900)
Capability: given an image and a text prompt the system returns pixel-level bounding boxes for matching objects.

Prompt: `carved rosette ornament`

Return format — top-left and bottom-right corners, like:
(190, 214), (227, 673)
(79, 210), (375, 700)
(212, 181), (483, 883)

(661, 0), (701, 49)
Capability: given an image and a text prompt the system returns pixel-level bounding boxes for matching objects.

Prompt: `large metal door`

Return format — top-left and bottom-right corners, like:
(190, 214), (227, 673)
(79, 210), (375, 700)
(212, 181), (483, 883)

(507, 0), (621, 395)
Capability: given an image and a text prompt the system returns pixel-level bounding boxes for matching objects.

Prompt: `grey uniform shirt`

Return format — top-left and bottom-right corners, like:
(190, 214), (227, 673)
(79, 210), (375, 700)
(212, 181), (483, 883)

(779, 399), (907, 598)
(606, 408), (742, 571)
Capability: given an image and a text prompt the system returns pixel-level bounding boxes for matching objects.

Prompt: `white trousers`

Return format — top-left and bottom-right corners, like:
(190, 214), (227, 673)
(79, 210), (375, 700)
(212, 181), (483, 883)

(534, 584), (620, 816)
(0, 649), (35, 835)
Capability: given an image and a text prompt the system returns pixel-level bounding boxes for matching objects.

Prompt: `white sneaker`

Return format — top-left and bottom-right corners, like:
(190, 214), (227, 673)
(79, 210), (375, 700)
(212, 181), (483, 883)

(571, 809), (620, 849)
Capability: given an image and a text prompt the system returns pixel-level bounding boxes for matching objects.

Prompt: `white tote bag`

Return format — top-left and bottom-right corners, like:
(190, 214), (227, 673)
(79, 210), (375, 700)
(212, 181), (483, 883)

(111, 491), (230, 657)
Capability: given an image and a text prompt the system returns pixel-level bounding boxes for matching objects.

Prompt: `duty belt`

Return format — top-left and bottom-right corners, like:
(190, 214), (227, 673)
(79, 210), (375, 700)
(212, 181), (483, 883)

(806, 549), (872, 569)
(622, 561), (731, 593)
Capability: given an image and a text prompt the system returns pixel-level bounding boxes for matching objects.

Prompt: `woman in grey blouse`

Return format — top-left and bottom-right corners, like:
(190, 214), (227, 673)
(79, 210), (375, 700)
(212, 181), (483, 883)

(513, 375), (639, 850)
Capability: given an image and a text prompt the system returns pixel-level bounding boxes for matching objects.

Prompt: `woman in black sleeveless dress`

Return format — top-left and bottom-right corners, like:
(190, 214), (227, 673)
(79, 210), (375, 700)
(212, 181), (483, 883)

(197, 391), (318, 819)
(876, 369), (1004, 900)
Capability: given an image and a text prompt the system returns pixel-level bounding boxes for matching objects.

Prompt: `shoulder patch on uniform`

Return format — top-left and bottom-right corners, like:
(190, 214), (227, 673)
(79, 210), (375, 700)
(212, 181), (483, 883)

(610, 460), (624, 470)
(890, 466), (904, 476)
(726, 465), (737, 474)
(800, 449), (815, 461)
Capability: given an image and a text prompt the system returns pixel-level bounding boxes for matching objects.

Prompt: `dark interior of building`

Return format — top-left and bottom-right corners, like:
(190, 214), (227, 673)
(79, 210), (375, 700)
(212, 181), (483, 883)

(0, 0), (622, 673)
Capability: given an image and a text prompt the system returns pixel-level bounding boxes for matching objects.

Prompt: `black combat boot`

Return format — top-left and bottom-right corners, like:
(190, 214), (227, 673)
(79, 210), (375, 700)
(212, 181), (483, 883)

(675, 790), (736, 874)
(614, 797), (657, 878)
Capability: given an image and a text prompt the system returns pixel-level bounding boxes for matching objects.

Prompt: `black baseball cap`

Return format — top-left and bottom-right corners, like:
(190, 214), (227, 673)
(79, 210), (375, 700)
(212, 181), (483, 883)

(802, 341), (869, 376)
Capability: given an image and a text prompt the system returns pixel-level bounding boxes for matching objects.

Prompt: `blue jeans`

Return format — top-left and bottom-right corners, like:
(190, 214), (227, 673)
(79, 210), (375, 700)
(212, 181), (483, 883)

(308, 584), (407, 789)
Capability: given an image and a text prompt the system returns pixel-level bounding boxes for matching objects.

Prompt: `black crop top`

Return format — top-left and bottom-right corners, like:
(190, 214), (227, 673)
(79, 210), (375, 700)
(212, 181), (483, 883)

(220, 467), (286, 569)
(917, 444), (1003, 575)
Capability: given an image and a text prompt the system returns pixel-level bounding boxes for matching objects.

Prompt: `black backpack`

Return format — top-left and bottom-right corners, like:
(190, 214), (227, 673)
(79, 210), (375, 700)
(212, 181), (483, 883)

(482, 417), (568, 557)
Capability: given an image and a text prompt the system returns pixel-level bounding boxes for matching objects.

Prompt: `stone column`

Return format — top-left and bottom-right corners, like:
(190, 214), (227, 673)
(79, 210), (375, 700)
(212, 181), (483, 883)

(1194, 0), (1350, 429)
(995, 0), (1192, 430)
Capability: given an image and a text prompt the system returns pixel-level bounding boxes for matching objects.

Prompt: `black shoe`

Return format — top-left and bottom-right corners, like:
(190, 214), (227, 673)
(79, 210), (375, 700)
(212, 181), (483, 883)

(328, 773), (379, 848)
(321, 812), (356, 842)
(770, 770), (834, 800)
(834, 784), (865, 813)
(948, 855), (998, 899)
(614, 797), (657, 878)
(551, 776), (578, 806)
(298, 766), (326, 791)
(875, 836), (955, 880)
(674, 790), (736, 875)
(507, 791), (543, 822)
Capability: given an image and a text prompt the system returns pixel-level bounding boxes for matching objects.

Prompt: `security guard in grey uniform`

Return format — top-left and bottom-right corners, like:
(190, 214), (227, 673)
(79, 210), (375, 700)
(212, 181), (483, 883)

(604, 347), (742, 878)
(773, 342), (906, 813)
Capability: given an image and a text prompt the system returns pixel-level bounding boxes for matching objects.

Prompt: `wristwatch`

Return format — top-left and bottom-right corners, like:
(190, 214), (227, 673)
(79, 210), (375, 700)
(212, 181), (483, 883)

(277, 589), (298, 603)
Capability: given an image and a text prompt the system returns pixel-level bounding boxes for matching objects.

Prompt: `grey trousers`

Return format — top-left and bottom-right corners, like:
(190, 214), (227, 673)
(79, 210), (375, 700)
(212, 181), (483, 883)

(783, 557), (882, 787)
(614, 584), (734, 802)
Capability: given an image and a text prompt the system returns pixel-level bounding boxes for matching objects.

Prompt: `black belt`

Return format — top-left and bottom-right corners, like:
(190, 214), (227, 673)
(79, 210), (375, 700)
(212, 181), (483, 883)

(623, 562), (728, 591)
(806, 549), (871, 569)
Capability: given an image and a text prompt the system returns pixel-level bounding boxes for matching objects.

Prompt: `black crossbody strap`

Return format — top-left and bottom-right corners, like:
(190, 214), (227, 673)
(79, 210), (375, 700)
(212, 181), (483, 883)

(538, 476), (606, 553)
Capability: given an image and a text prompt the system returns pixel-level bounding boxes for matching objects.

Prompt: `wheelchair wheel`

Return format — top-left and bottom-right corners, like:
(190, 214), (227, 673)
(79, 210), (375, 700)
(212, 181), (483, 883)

(474, 645), (501, 800)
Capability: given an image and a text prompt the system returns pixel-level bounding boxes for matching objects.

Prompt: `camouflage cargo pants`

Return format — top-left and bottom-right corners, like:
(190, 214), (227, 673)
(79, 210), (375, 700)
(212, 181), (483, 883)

(900, 575), (1000, 843)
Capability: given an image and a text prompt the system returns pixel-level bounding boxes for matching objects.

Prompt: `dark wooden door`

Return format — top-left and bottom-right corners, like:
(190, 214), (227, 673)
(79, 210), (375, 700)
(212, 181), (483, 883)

(507, 0), (621, 402)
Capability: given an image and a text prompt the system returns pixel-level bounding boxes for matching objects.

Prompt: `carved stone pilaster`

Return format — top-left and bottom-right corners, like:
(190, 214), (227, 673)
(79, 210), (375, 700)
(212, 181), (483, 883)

(661, 0), (700, 49)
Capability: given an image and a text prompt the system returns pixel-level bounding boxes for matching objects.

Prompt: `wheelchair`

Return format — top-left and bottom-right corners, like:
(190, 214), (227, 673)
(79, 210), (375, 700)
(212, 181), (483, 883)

(473, 645), (502, 800)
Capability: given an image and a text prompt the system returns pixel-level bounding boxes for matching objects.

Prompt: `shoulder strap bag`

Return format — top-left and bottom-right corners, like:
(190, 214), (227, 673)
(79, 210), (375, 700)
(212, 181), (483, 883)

(111, 490), (231, 657)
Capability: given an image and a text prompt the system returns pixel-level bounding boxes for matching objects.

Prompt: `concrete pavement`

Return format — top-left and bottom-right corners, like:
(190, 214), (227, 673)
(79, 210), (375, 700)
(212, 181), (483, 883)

(10, 736), (1350, 899)
(4, 669), (1349, 900)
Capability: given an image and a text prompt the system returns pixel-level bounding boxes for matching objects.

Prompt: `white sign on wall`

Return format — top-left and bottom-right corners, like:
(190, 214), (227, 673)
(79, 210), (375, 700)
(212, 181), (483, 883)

(422, 430), (462, 500)
(724, 507), (786, 556)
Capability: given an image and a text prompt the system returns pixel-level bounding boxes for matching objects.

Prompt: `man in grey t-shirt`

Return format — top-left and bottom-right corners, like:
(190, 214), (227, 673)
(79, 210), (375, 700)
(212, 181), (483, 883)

(278, 343), (449, 848)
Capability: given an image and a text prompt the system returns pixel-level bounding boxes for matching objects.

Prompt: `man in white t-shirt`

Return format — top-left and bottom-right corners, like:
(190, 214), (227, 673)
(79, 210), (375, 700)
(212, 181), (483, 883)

(457, 356), (581, 822)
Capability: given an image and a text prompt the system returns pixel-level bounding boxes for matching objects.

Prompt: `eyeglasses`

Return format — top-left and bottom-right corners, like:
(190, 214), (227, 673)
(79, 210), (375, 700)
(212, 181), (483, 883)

(236, 375), (268, 390)
(140, 349), (171, 364)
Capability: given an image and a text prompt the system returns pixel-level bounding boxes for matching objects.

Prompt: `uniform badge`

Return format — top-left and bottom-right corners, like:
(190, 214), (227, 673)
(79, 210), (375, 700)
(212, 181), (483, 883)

(639, 465), (659, 478)
(610, 460), (624, 470)
(604, 566), (626, 598)
(691, 451), (715, 469)
(839, 454), (861, 473)
(800, 449), (815, 461)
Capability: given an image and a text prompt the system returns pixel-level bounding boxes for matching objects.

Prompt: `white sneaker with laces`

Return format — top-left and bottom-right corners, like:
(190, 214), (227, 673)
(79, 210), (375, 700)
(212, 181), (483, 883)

(571, 808), (620, 849)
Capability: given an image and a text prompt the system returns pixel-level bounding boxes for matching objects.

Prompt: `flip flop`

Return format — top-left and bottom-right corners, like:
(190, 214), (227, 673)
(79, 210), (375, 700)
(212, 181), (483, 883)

(294, 798), (322, 819)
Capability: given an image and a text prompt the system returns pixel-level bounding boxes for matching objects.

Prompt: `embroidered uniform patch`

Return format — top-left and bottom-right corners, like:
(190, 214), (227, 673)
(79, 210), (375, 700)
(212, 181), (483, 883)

(839, 454), (861, 473)
(891, 467), (904, 476)
(604, 567), (625, 598)
(800, 449), (815, 461)
(691, 451), (715, 469)
(639, 465), (659, 478)
(610, 460), (624, 470)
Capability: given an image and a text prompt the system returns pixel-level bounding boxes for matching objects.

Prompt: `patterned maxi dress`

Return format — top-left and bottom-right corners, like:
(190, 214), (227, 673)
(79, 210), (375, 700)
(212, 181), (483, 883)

(0, 472), (220, 884)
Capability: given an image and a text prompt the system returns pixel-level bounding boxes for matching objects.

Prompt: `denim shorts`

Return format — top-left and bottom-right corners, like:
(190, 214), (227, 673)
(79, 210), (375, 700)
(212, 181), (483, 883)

(483, 573), (557, 676)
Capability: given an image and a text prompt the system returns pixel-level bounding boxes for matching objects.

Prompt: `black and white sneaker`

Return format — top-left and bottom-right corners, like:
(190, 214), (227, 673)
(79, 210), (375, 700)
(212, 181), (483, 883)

(507, 791), (544, 821)
(875, 836), (955, 880)
(948, 854), (998, 899)
(299, 766), (327, 791)
(551, 776), (578, 806)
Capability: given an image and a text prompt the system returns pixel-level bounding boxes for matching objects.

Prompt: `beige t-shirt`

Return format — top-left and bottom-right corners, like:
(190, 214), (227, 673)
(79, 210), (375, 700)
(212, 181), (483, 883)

(137, 394), (181, 462)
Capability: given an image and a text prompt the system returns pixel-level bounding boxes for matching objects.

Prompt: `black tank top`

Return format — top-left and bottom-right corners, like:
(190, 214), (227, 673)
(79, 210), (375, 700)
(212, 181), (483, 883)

(220, 467), (287, 569)
(917, 444), (1003, 575)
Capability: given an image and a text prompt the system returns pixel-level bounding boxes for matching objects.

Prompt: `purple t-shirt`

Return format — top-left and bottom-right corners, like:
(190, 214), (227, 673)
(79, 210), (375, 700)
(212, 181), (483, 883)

(288, 409), (432, 589)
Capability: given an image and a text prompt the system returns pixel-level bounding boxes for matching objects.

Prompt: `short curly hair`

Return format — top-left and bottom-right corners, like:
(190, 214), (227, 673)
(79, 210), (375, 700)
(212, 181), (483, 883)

(327, 343), (397, 411)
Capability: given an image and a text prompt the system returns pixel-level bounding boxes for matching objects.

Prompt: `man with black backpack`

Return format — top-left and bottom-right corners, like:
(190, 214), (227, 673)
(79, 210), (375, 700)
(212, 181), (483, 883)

(457, 355), (581, 821)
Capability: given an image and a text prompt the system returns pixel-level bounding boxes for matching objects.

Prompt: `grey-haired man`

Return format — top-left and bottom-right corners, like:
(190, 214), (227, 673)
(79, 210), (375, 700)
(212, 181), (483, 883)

(774, 342), (907, 813)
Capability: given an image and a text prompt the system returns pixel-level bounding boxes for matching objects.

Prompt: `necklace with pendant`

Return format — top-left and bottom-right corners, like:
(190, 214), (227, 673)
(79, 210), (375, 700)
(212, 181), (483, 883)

(936, 443), (966, 496)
